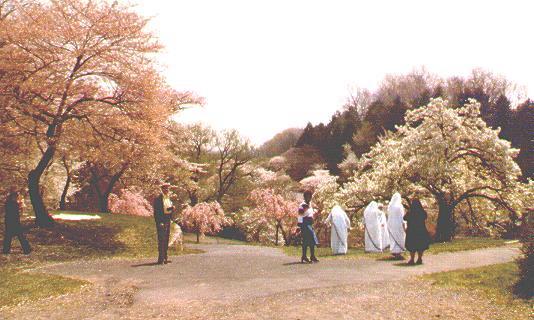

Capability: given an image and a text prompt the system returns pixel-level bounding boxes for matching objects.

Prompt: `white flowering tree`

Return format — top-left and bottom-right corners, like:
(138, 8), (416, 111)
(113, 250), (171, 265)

(340, 98), (530, 242)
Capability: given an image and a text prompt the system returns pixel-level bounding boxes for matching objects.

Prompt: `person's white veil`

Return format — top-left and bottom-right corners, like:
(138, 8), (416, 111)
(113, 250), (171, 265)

(387, 192), (406, 253)
(363, 201), (381, 252)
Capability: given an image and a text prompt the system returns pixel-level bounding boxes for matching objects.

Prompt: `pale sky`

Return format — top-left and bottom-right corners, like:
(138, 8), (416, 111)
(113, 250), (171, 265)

(135, 0), (533, 146)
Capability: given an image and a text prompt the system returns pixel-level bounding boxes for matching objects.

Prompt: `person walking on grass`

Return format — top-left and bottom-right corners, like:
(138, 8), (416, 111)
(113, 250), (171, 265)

(153, 182), (174, 265)
(404, 198), (431, 265)
(3, 190), (32, 255)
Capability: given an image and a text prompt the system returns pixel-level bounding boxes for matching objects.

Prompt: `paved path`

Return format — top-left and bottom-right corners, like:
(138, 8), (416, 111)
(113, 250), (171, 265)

(38, 244), (520, 306)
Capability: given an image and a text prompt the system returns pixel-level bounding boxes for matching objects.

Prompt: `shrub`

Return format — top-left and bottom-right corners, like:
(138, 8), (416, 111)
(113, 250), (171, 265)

(108, 188), (152, 217)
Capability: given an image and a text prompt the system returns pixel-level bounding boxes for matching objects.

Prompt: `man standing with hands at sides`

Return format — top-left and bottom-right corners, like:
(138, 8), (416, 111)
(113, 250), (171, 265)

(153, 182), (174, 265)
(3, 189), (32, 255)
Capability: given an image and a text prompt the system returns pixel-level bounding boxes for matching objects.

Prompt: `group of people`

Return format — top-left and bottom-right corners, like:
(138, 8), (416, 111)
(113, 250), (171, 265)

(362, 193), (431, 264)
(3, 183), (430, 267)
(304, 191), (431, 265)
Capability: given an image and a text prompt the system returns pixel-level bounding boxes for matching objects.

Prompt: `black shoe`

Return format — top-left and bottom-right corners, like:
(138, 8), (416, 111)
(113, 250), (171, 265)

(164, 260), (172, 264)
(310, 256), (319, 263)
(301, 256), (311, 263)
(416, 259), (423, 265)
(407, 260), (415, 266)
(157, 260), (165, 265)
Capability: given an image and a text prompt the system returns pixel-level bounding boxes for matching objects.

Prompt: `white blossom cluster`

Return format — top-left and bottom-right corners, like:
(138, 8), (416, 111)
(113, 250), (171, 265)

(337, 98), (532, 234)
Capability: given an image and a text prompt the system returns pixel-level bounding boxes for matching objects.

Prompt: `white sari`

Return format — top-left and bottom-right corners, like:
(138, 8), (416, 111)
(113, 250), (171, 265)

(325, 205), (351, 255)
(364, 201), (383, 252)
(387, 193), (406, 254)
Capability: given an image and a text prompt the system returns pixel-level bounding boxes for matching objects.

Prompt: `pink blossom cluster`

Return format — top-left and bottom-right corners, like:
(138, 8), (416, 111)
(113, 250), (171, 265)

(181, 201), (230, 236)
(108, 189), (153, 217)
(238, 188), (298, 245)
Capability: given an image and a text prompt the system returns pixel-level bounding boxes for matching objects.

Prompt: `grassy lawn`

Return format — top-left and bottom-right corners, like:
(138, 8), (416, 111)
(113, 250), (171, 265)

(282, 237), (509, 259)
(422, 262), (533, 317)
(0, 210), (202, 308)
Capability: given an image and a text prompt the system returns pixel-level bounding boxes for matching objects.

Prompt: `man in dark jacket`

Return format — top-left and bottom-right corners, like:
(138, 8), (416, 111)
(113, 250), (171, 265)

(3, 190), (32, 255)
(153, 183), (174, 264)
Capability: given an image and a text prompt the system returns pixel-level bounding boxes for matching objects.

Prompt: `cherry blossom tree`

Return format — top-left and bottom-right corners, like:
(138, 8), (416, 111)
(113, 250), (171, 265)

(0, 0), (200, 225)
(181, 201), (230, 243)
(108, 188), (152, 217)
(236, 188), (298, 246)
(339, 98), (530, 242)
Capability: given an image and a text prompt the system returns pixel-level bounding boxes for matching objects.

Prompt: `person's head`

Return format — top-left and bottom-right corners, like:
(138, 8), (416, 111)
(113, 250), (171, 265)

(410, 198), (424, 212)
(161, 183), (171, 195)
(303, 190), (313, 204)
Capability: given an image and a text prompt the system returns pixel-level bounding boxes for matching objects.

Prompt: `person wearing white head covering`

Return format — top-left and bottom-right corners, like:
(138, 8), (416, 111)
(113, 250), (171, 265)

(363, 201), (383, 252)
(387, 192), (406, 259)
(324, 205), (351, 255)
(377, 203), (390, 251)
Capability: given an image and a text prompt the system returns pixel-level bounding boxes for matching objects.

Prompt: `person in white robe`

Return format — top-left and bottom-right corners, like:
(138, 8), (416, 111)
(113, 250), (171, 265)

(324, 205), (351, 255)
(169, 218), (183, 251)
(363, 201), (383, 252)
(387, 192), (406, 258)
(377, 203), (390, 251)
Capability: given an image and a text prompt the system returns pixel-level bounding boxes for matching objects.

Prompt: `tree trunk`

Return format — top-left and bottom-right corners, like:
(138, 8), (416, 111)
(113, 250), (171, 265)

(59, 174), (71, 210)
(275, 225), (279, 246)
(196, 231), (200, 243)
(59, 156), (71, 210)
(435, 198), (455, 242)
(97, 193), (110, 213)
(28, 144), (56, 227)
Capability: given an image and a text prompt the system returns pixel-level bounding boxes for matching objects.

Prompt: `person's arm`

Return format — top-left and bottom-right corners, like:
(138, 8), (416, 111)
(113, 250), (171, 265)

(324, 212), (332, 224)
(153, 196), (163, 222)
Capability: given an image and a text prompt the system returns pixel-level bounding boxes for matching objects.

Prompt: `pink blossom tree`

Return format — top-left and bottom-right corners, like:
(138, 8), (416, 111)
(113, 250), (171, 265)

(181, 201), (230, 243)
(238, 188), (298, 246)
(108, 188), (153, 217)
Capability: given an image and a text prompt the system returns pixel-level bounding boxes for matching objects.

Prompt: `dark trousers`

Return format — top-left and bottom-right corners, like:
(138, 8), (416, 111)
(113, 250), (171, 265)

(156, 220), (170, 263)
(301, 226), (316, 259)
(3, 230), (31, 254)
(302, 242), (315, 259)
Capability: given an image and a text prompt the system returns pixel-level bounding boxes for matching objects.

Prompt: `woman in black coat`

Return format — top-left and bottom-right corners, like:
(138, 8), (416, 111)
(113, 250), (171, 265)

(404, 198), (431, 265)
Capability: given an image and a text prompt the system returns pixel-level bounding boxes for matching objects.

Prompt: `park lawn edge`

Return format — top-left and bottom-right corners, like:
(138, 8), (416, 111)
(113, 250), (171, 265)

(420, 262), (533, 316)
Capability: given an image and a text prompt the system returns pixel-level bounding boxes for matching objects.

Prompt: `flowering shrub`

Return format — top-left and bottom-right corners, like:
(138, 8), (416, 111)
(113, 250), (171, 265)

(108, 188), (152, 216)
(181, 201), (230, 243)
(236, 188), (298, 246)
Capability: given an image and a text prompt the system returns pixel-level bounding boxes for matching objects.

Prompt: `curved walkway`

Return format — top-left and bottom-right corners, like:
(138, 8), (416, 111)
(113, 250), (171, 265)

(2, 244), (522, 319)
(39, 244), (519, 304)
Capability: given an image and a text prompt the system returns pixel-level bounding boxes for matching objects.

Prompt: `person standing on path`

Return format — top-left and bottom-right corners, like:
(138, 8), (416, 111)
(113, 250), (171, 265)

(324, 205), (351, 255)
(153, 183), (174, 264)
(404, 198), (431, 265)
(3, 190), (32, 255)
(387, 192), (406, 260)
(298, 190), (319, 263)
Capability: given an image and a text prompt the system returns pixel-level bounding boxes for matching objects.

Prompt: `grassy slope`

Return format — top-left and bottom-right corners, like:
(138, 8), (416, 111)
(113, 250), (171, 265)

(283, 237), (508, 259)
(0, 211), (202, 308)
(422, 262), (533, 318)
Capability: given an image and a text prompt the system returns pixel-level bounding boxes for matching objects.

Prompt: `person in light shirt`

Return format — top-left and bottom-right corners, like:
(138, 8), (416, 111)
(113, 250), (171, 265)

(297, 190), (319, 263)
(153, 183), (174, 265)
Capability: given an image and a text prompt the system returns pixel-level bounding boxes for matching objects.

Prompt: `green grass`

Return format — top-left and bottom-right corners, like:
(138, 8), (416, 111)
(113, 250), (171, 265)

(422, 262), (533, 317)
(0, 210), (203, 308)
(0, 270), (88, 307)
(282, 237), (509, 259)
